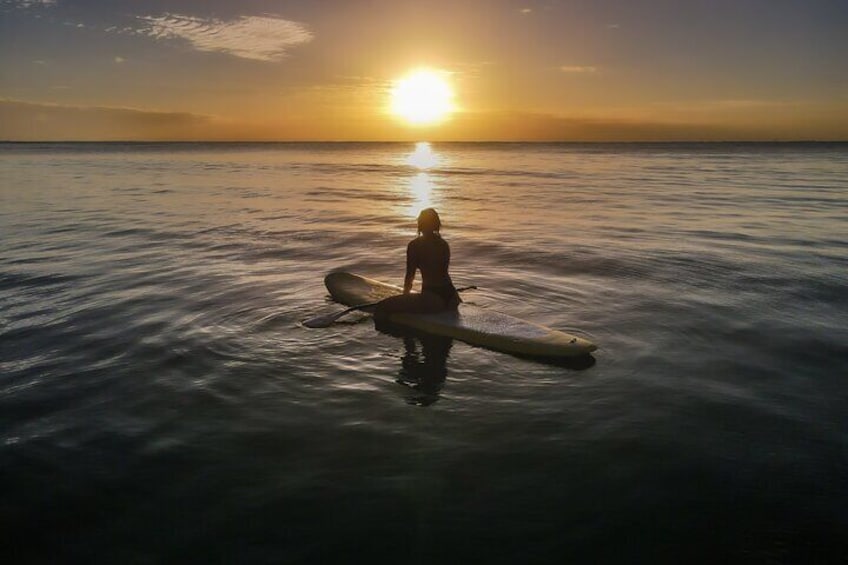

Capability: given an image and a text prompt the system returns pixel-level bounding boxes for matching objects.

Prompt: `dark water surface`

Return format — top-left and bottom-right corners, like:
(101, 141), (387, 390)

(2, 142), (847, 563)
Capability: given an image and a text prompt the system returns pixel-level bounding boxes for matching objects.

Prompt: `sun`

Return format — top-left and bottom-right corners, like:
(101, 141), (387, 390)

(390, 69), (455, 126)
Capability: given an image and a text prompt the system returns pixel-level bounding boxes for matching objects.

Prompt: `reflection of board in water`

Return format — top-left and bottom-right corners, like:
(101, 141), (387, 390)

(325, 272), (597, 358)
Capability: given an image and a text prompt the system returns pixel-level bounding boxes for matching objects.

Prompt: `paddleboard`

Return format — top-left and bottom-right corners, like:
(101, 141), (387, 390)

(324, 272), (597, 357)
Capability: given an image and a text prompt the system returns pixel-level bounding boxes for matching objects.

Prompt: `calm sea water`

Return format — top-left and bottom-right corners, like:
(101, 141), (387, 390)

(1, 142), (847, 563)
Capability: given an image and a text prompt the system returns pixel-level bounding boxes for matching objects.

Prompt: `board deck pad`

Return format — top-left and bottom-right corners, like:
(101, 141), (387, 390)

(325, 272), (597, 357)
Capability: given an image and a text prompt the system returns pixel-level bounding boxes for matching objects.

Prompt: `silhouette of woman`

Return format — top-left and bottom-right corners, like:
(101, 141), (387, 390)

(374, 208), (460, 323)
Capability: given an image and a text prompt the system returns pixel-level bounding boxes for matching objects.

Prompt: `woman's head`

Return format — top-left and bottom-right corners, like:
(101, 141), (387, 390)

(417, 208), (441, 234)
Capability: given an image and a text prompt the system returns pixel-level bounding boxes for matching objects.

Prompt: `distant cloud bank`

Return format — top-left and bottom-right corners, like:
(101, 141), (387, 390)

(136, 13), (313, 62)
(0, 99), (216, 141)
(3, 99), (845, 142)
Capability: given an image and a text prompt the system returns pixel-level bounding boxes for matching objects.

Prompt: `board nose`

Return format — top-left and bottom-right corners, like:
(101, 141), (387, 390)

(575, 336), (597, 352)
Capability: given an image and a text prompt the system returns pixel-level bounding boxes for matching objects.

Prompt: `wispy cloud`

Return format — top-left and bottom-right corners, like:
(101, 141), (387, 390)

(708, 99), (794, 109)
(3, 0), (56, 8)
(560, 65), (597, 73)
(653, 99), (799, 114)
(135, 13), (313, 62)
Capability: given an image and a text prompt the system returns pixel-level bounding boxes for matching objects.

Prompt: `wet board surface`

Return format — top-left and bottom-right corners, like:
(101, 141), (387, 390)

(325, 272), (597, 357)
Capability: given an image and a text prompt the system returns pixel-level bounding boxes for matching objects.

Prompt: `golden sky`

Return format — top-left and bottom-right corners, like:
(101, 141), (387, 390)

(2, 0), (847, 141)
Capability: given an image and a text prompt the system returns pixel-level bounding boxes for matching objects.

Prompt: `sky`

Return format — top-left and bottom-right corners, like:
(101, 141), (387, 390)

(1, 0), (847, 141)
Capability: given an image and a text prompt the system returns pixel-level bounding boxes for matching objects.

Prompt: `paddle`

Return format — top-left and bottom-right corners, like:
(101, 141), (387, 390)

(303, 285), (477, 328)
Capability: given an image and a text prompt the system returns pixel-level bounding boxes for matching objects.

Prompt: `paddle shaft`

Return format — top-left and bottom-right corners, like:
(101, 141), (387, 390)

(342, 285), (476, 318)
(304, 285), (476, 328)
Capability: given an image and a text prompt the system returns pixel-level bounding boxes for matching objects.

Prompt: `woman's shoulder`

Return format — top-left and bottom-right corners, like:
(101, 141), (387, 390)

(411, 233), (447, 244)
(419, 235), (448, 255)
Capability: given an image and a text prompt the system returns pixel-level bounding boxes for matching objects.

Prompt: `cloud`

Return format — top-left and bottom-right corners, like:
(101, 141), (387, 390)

(441, 110), (749, 142)
(706, 99), (794, 109)
(560, 65), (597, 73)
(3, 0), (56, 8)
(442, 109), (848, 142)
(135, 13), (313, 62)
(0, 99), (218, 141)
(0, 98), (366, 141)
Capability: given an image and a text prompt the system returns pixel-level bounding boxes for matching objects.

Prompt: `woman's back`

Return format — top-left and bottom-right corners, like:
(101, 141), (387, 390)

(408, 233), (451, 288)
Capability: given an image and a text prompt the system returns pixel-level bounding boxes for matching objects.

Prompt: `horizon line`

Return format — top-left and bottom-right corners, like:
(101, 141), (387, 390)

(3, 139), (846, 144)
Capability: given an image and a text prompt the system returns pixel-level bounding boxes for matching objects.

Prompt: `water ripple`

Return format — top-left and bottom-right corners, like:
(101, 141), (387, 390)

(2, 142), (847, 562)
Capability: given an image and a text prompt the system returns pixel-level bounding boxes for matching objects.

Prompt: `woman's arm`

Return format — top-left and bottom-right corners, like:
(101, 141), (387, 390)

(404, 240), (417, 294)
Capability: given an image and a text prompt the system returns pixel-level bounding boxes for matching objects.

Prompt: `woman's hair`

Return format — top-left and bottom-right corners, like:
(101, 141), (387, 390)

(417, 208), (441, 234)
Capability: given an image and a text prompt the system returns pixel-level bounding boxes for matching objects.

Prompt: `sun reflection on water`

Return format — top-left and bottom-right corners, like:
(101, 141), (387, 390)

(408, 172), (434, 216)
(401, 142), (444, 218)
(406, 142), (439, 170)
(382, 142), (453, 221)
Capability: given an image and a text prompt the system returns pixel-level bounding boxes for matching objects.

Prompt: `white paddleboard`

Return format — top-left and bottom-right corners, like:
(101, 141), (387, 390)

(325, 272), (597, 357)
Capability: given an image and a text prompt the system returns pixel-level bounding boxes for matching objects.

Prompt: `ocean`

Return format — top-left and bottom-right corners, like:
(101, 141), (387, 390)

(1, 141), (847, 563)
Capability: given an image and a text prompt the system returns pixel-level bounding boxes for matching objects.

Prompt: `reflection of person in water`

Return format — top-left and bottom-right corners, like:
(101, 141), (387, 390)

(374, 208), (460, 324)
(398, 334), (453, 406)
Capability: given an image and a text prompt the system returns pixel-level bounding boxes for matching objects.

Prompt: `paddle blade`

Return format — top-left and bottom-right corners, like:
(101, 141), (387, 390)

(303, 300), (380, 329)
(302, 311), (344, 328)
